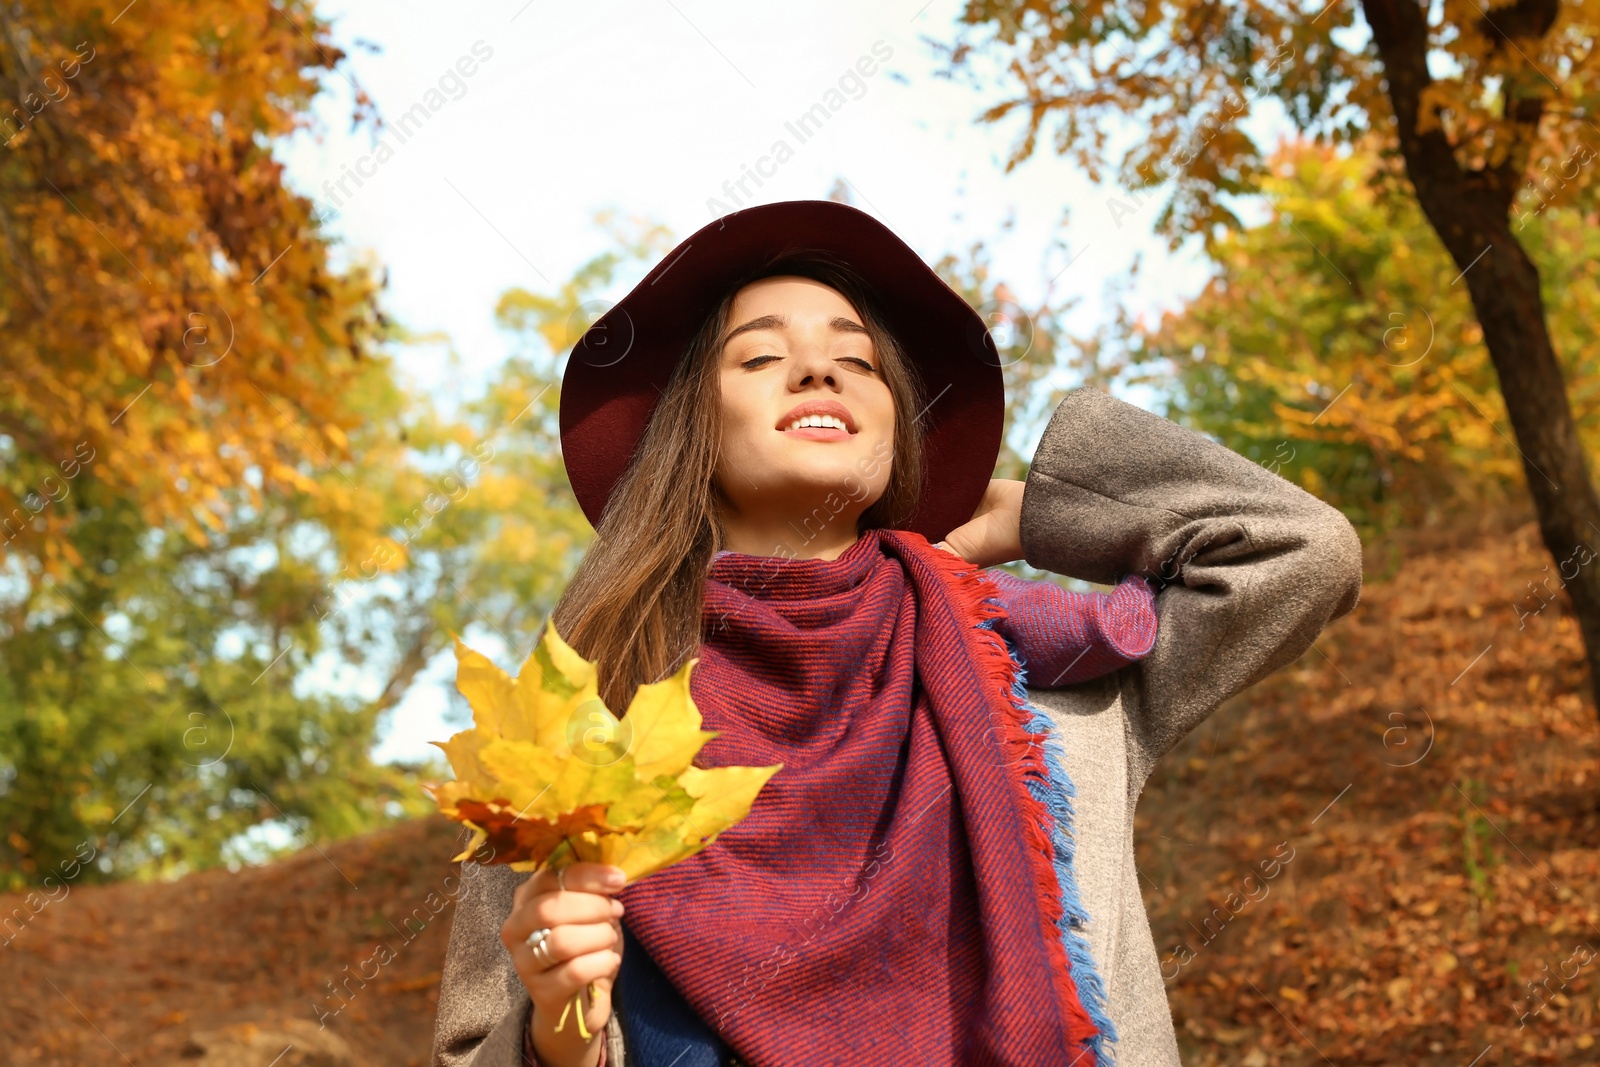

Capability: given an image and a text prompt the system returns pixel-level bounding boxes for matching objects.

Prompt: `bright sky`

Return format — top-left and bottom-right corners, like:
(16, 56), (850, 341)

(277, 0), (1220, 764)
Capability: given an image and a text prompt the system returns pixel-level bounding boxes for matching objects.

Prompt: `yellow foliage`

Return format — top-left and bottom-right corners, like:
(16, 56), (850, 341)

(1133, 141), (1600, 532)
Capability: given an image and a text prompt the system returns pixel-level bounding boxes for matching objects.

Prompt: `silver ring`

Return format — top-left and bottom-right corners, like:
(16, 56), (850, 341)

(524, 927), (551, 952)
(532, 937), (557, 970)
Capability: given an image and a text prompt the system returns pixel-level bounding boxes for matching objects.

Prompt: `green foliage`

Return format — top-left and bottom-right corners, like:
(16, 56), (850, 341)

(0, 326), (598, 887)
(1118, 143), (1600, 537)
(0, 469), (420, 886)
(1456, 777), (1498, 913)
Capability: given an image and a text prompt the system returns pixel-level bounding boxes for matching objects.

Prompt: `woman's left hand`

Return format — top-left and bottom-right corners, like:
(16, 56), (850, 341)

(935, 478), (1025, 569)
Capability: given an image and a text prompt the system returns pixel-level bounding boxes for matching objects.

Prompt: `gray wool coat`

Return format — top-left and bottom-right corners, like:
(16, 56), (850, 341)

(430, 387), (1364, 1067)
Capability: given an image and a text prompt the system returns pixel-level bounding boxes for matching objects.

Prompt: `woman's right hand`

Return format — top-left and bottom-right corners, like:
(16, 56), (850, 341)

(500, 862), (628, 1067)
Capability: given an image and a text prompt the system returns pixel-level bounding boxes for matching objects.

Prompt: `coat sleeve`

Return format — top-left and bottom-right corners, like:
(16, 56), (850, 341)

(431, 859), (538, 1067)
(1016, 388), (1363, 787)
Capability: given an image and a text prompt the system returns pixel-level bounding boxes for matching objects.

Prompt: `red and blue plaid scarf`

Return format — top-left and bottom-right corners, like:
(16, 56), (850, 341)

(616, 528), (1153, 1066)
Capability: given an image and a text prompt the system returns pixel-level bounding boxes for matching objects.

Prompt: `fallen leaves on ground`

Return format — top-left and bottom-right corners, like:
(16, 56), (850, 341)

(0, 815), (468, 1065)
(1140, 516), (1600, 1064)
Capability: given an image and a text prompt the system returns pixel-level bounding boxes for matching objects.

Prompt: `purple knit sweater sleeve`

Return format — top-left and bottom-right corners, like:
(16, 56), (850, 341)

(983, 569), (1158, 688)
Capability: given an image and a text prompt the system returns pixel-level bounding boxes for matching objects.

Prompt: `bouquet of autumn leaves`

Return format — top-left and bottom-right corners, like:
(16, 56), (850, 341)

(425, 624), (781, 1036)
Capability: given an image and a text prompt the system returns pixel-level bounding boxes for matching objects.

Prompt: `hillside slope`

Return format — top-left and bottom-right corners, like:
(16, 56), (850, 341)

(2, 814), (466, 1065)
(4, 520), (1596, 1065)
(1141, 519), (1599, 1065)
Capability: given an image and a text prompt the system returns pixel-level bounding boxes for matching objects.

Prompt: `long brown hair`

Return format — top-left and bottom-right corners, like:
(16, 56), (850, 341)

(551, 254), (927, 711)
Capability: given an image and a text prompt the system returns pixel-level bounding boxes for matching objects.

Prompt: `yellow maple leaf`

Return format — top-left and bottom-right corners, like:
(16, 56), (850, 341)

(426, 623), (781, 883)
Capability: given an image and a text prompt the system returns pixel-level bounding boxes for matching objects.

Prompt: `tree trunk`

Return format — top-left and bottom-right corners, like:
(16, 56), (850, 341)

(1455, 220), (1600, 696)
(1363, 0), (1600, 707)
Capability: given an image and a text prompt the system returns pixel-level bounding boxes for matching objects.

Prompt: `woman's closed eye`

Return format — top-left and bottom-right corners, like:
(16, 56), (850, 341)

(737, 354), (878, 373)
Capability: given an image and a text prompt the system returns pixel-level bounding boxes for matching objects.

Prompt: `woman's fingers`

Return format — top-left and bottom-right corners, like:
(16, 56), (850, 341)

(502, 866), (627, 950)
(514, 920), (619, 976)
(503, 889), (621, 941)
(527, 948), (623, 1020)
(518, 926), (624, 1015)
(941, 478), (1024, 568)
(546, 948), (623, 992)
(522, 862), (627, 900)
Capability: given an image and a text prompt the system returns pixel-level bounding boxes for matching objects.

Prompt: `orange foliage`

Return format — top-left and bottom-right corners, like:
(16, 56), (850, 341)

(0, 1), (384, 566)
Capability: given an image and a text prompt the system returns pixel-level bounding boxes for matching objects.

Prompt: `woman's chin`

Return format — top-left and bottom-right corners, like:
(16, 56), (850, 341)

(780, 471), (880, 504)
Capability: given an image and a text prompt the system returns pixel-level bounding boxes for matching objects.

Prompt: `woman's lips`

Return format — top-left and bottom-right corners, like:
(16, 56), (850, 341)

(777, 399), (857, 435)
(781, 426), (853, 441)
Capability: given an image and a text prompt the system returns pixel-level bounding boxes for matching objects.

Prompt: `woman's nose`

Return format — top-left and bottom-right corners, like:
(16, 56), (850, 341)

(789, 346), (839, 389)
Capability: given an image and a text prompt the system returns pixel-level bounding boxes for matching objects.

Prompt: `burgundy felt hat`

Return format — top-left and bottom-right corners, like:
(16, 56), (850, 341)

(558, 200), (1004, 543)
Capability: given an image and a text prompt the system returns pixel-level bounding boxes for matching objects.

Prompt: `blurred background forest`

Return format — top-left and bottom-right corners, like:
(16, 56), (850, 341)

(3, 0), (1600, 1064)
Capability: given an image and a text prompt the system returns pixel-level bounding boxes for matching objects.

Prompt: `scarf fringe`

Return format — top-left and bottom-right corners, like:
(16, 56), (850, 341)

(996, 630), (1121, 1063)
(910, 539), (1119, 1066)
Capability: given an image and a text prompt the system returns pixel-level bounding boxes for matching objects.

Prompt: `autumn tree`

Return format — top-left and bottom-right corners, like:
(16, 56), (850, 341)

(0, 0), (383, 561)
(944, 0), (1600, 702)
(0, 319), (592, 886)
(1124, 141), (1600, 539)
(0, 0), (602, 884)
(0, 490), (416, 888)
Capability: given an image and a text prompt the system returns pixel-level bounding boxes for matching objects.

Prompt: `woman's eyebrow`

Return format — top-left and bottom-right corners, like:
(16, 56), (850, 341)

(724, 314), (868, 346)
(724, 314), (786, 343)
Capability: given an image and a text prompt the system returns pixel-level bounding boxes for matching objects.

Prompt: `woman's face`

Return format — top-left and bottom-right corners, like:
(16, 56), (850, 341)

(714, 276), (897, 539)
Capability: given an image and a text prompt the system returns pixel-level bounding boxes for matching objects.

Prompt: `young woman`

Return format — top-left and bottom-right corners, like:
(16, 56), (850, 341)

(431, 201), (1363, 1067)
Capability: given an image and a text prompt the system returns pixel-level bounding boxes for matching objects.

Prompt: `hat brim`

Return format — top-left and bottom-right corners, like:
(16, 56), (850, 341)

(558, 200), (1003, 544)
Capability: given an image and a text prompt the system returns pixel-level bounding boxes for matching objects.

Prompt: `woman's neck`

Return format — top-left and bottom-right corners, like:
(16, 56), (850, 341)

(719, 511), (862, 562)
